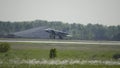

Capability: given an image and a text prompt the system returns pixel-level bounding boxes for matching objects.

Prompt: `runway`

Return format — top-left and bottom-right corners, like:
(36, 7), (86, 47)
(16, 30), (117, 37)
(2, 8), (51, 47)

(0, 40), (120, 45)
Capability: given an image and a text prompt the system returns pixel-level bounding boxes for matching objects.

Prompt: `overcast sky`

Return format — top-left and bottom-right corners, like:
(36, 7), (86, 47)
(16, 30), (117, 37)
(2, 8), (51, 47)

(0, 0), (120, 25)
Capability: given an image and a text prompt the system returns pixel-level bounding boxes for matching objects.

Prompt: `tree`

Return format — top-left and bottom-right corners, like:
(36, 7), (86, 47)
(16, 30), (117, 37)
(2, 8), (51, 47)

(0, 20), (120, 40)
(0, 42), (10, 53)
(49, 48), (57, 59)
(112, 33), (120, 41)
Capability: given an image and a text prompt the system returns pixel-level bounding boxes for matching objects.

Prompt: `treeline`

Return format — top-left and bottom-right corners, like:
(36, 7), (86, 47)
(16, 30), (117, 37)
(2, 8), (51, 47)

(0, 20), (120, 40)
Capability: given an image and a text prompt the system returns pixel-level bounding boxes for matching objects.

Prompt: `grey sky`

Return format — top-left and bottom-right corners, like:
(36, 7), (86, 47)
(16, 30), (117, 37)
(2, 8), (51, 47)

(0, 0), (120, 25)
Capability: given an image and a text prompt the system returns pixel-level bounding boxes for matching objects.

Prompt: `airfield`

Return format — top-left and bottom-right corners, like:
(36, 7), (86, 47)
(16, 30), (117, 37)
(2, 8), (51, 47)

(0, 38), (120, 68)
(0, 38), (120, 45)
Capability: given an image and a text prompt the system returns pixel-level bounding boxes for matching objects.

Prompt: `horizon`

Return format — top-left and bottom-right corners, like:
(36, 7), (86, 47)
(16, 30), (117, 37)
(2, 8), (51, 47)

(0, 0), (120, 26)
(1, 19), (120, 26)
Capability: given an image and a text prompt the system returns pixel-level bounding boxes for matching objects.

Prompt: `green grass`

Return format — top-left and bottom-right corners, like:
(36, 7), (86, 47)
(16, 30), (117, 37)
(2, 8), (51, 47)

(10, 42), (120, 60)
(0, 48), (119, 60)
(0, 41), (120, 68)
(0, 64), (120, 68)
(0, 42), (119, 60)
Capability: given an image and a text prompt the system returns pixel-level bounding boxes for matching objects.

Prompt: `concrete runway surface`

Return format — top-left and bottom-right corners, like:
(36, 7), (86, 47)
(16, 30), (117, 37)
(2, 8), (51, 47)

(0, 40), (120, 45)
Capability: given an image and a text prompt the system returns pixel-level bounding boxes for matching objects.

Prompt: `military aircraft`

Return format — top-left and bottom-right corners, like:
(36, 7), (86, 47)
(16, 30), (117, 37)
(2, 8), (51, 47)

(45, 28), (71, 39)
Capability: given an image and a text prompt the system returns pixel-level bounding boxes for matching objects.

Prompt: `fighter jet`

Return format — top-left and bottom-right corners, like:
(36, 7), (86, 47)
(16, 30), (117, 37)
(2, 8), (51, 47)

(45, 28), (71, 39)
